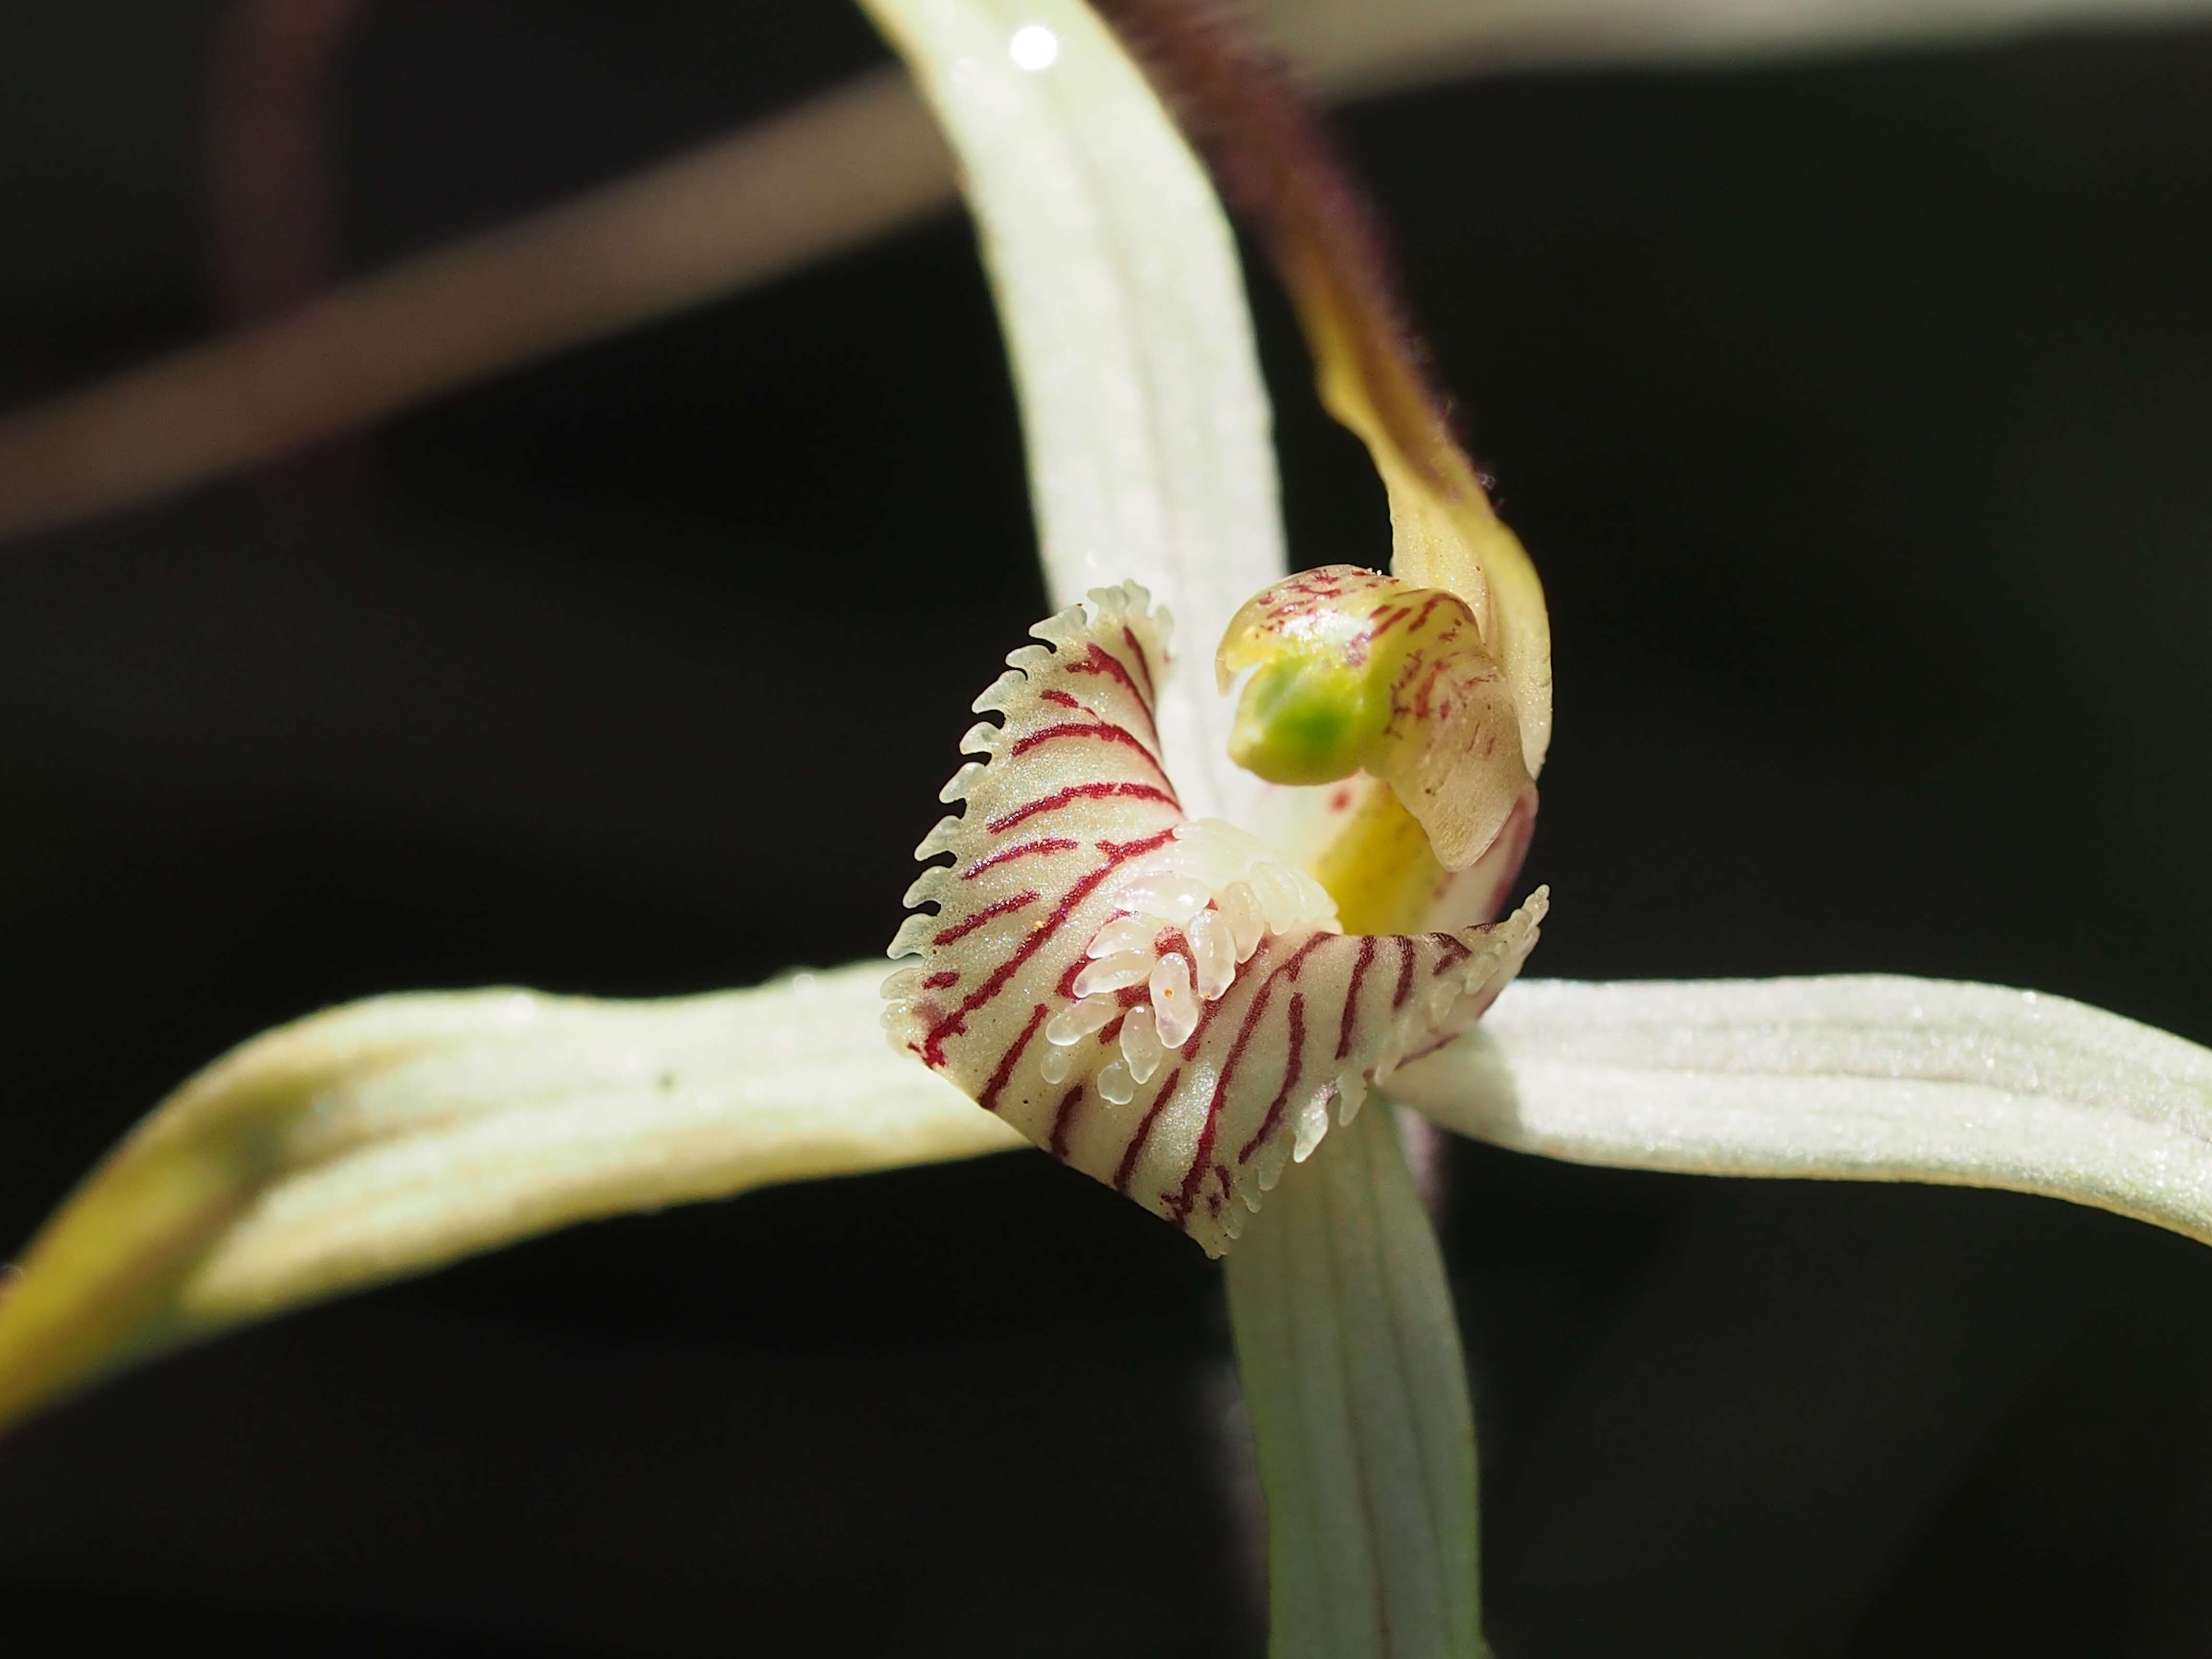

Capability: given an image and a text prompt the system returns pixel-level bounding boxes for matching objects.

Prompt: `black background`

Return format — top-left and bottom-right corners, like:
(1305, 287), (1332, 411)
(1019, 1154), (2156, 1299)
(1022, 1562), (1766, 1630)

(1, 3), (2209, 1655)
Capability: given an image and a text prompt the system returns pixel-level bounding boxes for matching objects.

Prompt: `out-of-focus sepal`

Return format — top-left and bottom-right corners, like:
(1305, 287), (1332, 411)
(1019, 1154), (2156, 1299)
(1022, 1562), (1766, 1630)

(0, 970), (1020, 1436)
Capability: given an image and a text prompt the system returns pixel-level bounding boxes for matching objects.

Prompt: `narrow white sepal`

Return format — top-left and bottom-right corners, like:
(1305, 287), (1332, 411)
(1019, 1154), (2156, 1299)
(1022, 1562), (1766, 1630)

(0, 964), (1024, 1431)
(1395, 975), (2212, 1244)
(1225, 1102), (1482, 1659)
(860, 0), (1286, 823)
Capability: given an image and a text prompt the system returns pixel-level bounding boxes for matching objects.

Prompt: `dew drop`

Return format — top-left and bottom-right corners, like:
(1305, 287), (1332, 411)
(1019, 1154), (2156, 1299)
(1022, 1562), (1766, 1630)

(1009, 23), (1058, 70)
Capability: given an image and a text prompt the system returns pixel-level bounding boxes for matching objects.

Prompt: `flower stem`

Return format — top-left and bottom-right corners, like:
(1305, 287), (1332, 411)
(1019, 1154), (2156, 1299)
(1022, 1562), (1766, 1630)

(1226, 1099), (1487, 1659)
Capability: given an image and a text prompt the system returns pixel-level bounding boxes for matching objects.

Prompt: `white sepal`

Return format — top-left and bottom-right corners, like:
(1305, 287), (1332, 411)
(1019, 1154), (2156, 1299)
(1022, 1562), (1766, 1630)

(1395, 975), (2212, 1245)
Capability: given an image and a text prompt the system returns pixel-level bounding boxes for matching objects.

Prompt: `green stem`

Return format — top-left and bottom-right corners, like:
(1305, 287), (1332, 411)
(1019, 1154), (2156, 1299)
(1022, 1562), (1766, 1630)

(1226, 1100), (1486, 1659)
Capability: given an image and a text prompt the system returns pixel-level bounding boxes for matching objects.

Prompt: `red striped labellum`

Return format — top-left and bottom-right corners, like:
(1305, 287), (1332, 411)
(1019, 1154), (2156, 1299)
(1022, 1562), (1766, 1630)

(884, 583), (1543, 1255)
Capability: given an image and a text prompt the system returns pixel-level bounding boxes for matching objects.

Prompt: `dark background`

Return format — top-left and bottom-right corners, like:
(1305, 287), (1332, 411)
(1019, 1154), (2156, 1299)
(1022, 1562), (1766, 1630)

(1, 2), (2209, 1654)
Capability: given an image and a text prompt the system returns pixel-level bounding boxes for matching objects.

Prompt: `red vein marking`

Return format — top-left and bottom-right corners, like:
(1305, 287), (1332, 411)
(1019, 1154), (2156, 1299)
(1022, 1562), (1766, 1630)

(1431, 935), (1473, 974)
(1119, 628), (1157, 709)
(1040, 689), (1081, 709)
(1114, 1067), (1182, 1195)
(1178, 974), (1230, 1060)
(1392, 938), (1417, 1010)
(1412, 656), (1455, 723)
(1386, 647), (1428, 721)
(1099, 1013), (1127, 1045)
(1173, 929), (1304, 1072)
(1337, 935), (1380, 1059)
(986, 782), (1177, 837)
(978, 1003), (1049, 1113)
(931, 890), (1037, 948)
(922, 970), (960, 990)
(1235, 992), (1309, 1168)
(1048, 1085), (1085, 1159)
(1374, 592), (1452, 642)
(1067, 641), (1159, 743)
(1055, 955), (1088, 1000)
(961, 837), (1077, 880)
(1282, 933), (1329, 985)
(1204, 935), (1331, 1182)
(1008, 721), (1170, 781)
(922, 828), (1176, 1065)
(1366, 602), (1412, 646)
(1177, 938), (1327, 1221)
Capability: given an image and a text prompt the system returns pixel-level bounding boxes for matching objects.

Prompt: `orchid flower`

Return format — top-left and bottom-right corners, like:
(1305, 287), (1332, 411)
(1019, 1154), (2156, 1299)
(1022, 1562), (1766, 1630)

(3, 2), (2212, 1656)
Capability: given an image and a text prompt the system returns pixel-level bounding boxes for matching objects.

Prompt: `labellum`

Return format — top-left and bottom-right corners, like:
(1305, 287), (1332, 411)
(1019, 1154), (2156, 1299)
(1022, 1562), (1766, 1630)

(883, 581), (1544, 1255)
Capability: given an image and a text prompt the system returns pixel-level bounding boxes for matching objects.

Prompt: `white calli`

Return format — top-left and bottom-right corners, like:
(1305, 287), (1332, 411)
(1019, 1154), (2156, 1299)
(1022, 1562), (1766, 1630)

(879, 577), (1545, 1255)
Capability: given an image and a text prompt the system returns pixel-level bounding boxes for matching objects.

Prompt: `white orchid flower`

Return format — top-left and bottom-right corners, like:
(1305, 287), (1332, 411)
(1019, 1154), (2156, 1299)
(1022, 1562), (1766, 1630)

(2, 4), (2210, 1658)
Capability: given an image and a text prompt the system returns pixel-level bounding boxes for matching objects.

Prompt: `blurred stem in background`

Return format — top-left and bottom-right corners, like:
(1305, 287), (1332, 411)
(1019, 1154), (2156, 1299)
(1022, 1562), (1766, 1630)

(206, 0), (364, 329)
(0, 0), (2206, 548)
(203, 0), (371, 527)
(0, 3), (2210, 1655)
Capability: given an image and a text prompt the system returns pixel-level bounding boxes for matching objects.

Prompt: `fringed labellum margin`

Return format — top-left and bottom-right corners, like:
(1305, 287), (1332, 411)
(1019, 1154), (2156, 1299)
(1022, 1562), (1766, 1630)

(884, 583), (1544, 1255)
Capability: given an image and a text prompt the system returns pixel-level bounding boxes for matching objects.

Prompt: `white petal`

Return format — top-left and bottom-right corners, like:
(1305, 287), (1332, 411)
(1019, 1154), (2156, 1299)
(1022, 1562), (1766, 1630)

(1225, 1102), (1479, 1659)
(0, 964), (1023, 1433)
(1395, 975), (2212, 1245)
